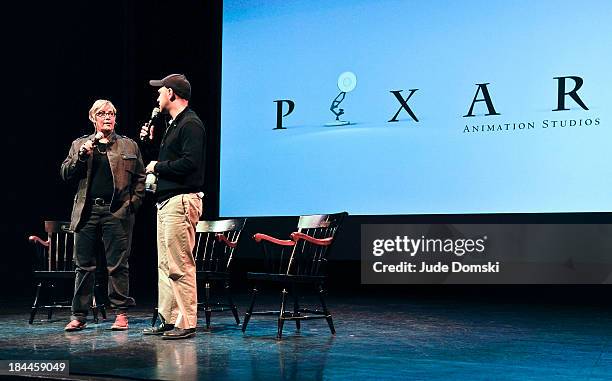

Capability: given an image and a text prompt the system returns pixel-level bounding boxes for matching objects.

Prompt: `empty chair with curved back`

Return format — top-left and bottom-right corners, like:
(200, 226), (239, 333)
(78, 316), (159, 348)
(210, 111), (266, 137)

(242, 212), (347, 339)
(28, 221), (106, 324)
(150, 218), (247, 329)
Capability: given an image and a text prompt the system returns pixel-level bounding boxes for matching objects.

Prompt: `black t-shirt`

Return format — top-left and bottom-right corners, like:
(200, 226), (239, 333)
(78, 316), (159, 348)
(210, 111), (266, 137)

(89, 142), (114, 202)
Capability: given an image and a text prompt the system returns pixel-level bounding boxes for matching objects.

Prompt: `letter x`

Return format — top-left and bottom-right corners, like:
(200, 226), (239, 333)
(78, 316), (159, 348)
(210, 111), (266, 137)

(388, 89), (419, 122)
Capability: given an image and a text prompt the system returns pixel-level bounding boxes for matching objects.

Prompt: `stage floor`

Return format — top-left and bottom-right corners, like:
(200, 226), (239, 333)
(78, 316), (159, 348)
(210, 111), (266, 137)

(0, 295), (610, 380)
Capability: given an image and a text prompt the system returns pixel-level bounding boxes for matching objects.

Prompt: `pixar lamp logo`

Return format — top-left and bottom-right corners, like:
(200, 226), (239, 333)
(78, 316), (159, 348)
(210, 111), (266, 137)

(272, 74), (591, 130)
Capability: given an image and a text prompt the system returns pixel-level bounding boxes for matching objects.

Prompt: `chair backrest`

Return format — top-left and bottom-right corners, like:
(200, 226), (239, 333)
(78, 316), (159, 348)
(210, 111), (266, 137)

(193, 218), (247, 272)
(29, 221), (74, 272)
(288, 212), (347, 276)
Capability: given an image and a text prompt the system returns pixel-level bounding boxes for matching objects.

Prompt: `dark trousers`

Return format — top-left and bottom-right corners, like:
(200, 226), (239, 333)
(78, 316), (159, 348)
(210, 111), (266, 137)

(71, 203), (136, 321)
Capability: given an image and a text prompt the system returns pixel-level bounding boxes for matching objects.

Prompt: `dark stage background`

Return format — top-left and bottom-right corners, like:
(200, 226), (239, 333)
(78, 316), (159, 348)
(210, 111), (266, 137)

(4, 1), (223, 303)
(2, 1), (609, 306)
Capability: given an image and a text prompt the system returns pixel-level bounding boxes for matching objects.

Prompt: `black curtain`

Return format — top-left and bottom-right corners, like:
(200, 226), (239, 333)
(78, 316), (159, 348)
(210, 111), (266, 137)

(3, 0), (222, 300)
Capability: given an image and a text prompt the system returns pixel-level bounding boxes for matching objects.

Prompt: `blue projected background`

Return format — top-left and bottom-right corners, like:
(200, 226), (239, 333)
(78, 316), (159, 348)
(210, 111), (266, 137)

(220, 0), (612, 216)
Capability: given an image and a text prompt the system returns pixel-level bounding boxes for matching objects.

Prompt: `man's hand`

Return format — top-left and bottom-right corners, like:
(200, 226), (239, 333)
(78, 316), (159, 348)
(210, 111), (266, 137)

(146, 161), (158, 174)
(140, 124), (154, 141)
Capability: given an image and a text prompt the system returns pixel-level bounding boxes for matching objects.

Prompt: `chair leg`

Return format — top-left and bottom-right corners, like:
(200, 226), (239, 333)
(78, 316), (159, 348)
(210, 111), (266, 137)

(151, 307), (159, 327)
(242, 286), (258, 332)
(277, 288), (288, 339)
(29, 282), (43, 324)
(293, 293), (301, 331)
(47, 282), (56, 321)
(318, 285), (335, 335)
(100, 304), (107, 320)
(225, 281), (240, 325)
(92, 298), (99, 324)
(93, 275), (107, 322)
(204, 282), (212, 329)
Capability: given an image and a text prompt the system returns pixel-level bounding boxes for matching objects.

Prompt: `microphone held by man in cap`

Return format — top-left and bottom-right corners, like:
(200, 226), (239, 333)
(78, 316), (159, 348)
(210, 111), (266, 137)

(140, 107), (161, 141)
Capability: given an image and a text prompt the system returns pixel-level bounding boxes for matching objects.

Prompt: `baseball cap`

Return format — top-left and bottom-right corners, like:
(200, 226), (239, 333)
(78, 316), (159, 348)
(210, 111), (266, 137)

(149, 73), (191, 100)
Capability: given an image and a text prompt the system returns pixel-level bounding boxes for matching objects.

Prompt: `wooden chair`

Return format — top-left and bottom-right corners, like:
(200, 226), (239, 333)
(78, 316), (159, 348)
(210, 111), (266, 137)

(151, 218), (247, 329)
(242, 212), (347, 339)
(28, 221), (106, 324)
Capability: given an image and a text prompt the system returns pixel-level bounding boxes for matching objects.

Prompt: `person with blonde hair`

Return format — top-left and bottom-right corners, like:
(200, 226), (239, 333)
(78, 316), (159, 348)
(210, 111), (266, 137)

(61, 99), (145, 331)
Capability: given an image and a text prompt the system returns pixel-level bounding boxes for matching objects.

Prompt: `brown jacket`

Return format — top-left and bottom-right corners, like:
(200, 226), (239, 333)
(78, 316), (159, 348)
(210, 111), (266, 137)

(61, 132), (146, 231)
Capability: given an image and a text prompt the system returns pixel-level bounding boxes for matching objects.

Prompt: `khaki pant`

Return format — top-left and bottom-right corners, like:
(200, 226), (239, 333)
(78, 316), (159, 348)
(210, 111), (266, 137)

(156, 193), (202, 329)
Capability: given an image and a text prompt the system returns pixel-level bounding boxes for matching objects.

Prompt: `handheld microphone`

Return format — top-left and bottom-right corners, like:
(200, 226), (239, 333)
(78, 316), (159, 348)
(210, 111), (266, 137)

(79, 131), (104, 157)
(141, 107), (161, 141)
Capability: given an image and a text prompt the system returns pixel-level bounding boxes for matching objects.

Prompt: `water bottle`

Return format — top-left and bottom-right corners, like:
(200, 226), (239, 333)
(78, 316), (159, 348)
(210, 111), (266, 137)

(145, 173), (158, 193)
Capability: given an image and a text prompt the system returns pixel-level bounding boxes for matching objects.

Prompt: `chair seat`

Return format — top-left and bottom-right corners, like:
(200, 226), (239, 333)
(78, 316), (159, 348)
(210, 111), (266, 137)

(196, 271), (231, 281)
(247, 272), (326, 283)
(33, 271), (74, 279)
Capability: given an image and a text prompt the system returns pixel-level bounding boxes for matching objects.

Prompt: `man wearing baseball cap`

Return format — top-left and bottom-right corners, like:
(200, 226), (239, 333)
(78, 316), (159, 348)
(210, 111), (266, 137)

(141, 73), (205, 340)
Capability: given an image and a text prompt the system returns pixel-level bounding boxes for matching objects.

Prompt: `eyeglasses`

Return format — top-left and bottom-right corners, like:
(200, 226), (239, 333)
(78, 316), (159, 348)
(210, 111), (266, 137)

(95, 111), (116, 118)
